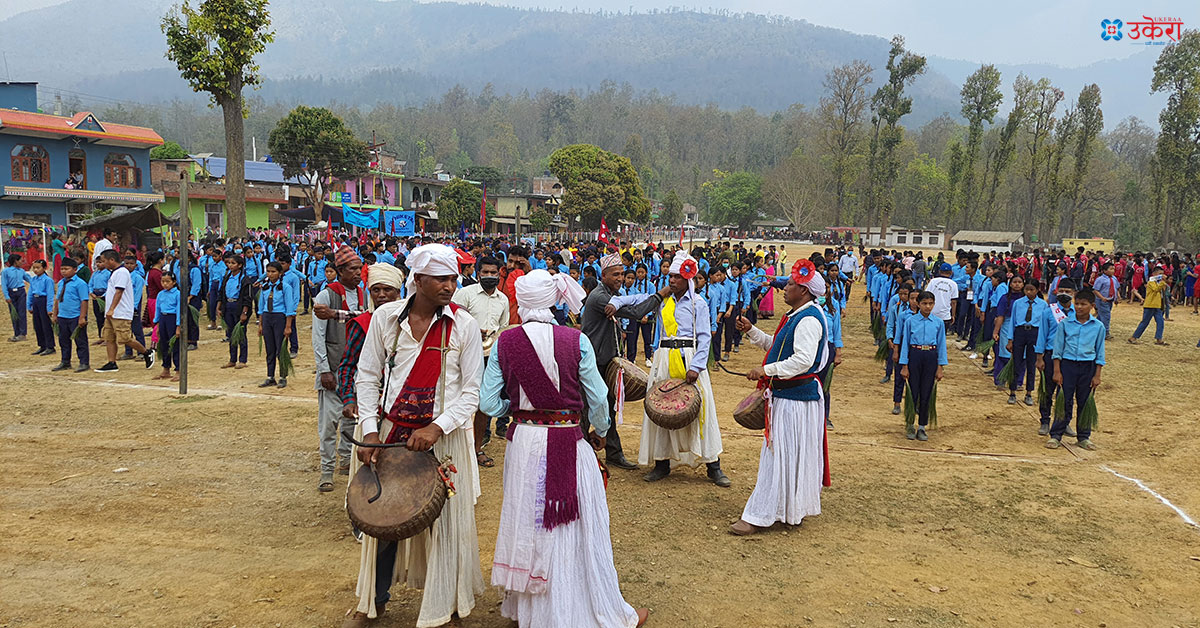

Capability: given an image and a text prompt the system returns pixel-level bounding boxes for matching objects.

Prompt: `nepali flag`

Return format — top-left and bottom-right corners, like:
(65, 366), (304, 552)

(479, 183), (488, 233)
(599, 217), (614, 250)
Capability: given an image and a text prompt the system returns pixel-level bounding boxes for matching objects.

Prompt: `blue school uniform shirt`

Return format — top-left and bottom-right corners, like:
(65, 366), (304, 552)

(707, 280), (728, 328)
(899, 313), (948, 366)
(737, 274), (753, 305)
(307, 258), (328, 288)
(377, 251), (396, 265)
(823, 300), (845, 349)
(1009, 296), (1050, 354)
(987, 282), (1008, 311)
(968, 272), (986, 302)
(224, 271), (246, 300)
(1041, 302), (1071, 351)
(88, 267), (111, 296)
(284, 268), (304, 304)
(951, 263), (968, 291)
(56, 276), (89, 319)
(26, 273), (54, 308)
(257, 280), (297, 316)
(245, 254), (264, 281)
(1053, 313), (1106, 365)
(209, 263), (227, 289)
(3, 266), (30, 294)
(885, 298), (906, 342)
(154, 287), (180, 324)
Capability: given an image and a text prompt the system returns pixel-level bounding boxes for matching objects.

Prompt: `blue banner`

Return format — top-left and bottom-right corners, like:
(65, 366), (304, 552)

(343, 203), (379, 229)
(385, 211), (416, 236)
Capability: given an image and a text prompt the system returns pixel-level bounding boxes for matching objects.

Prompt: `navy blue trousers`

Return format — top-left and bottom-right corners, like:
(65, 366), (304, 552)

(892, 352), (906, 403)
(124, 304), (145, 357)
(261, 312), (285, 378)
(30, 294), (54, 350)
(186, 295), (202, 343)
(207, 285), (221, 322)
(1050, 359), (1096, 441)
(224, 300), (248, 363)
(953, 294), (972, 336)
(907, 347), (937, 426)
(158, 313), (181, 370)
(964, 306), (982, 349)
(56, 317), (88, 365)
(1009, 326), (1039, 392)
(8, 286), (27, 337)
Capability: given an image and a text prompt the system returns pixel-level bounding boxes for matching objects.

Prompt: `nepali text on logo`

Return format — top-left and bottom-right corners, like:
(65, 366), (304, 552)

(1102, 16), (1184, 45)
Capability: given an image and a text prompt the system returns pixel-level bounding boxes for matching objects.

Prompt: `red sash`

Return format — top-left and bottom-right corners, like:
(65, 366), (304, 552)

(382, 304), (459, 444)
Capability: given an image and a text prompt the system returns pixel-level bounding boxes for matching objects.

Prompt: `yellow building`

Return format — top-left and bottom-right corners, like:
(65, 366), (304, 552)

(1062, 238), (1114, 254)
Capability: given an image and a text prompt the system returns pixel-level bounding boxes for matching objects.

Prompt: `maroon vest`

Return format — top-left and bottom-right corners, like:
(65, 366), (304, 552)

(497, 325), (583, 412)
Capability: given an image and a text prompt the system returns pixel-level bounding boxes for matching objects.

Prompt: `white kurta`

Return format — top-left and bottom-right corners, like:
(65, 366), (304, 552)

(479, 321), (639, 628)
(351, 298), (486, 625)
(639, 342), (722, 467)
(740, 302), (828, 527)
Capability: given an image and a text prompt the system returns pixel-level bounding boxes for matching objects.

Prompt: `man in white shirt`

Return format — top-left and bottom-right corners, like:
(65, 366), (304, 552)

(90, 228), (118, 269)
(94, 249), (153, 372)
(926, 262), (959, 328)
(346, 244), (485, 628)
(451, 255), (511, 466)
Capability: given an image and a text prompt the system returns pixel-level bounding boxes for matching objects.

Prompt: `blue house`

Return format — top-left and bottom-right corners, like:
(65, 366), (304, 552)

(0, 82), (164, 226)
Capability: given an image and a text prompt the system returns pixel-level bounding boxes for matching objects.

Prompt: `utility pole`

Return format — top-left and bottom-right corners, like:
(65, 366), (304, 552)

(178, 172), (190, 395)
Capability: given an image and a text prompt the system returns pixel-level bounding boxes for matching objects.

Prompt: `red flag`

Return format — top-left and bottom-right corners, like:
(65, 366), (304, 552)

(479, 183), (487, 233)
(599, 217), (612, 250)
(678, 226), (685, 249)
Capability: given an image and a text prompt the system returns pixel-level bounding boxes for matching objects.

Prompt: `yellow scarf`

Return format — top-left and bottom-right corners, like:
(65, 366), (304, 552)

(660, 296), (687, 379)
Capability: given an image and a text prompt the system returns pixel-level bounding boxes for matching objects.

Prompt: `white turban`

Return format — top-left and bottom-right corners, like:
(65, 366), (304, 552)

(515, 269), (586, 323)
(405, 244), (458, 293)
(367, 263), (404, 289)
(801, 272), (827, 297)
(668, 250), (693, 275)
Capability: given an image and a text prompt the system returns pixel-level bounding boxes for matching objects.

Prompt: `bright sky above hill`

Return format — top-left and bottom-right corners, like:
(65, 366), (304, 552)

(454, 0), (1192, 67)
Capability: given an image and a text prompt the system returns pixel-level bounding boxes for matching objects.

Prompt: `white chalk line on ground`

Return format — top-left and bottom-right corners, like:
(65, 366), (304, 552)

(1100, 465), (1199, 529)
(0, 368), (311, 403)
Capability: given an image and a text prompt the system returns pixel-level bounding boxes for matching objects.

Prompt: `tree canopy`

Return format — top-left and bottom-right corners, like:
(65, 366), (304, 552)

(548, 144), (650, 229)
(435, 178), (493, 230)
(703, 170), (764, 230)
(150, 141), (189, 160)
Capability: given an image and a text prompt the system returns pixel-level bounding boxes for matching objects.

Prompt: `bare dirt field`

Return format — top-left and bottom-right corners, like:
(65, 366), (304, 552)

(2, 246), (1199, 628)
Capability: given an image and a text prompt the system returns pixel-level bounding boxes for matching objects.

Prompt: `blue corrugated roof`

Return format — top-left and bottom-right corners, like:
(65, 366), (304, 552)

(191, 156), (306, 185)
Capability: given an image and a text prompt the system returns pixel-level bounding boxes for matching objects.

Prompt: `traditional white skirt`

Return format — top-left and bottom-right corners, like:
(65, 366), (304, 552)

(494, 424), (640, 628)
(351, 422), (485, 626)
(740, 395), (825, 527)
(638, 345), (723, 467)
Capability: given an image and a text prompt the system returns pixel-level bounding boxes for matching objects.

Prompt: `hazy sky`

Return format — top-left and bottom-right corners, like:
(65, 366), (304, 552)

(452, 0), (1193, 67)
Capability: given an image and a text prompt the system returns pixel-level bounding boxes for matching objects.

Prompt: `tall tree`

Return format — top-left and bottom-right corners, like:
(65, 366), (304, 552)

(548, 144), (650, 228)
(1019, 78), (1064, 244)
(267, 106), (369, 222)
(1150, 30), (1200, 247)
(660, 189), (684, 226)
(162, 0), (274, 237)
(702, 170), (764, 230)
(818, 60), (873, 227)
(764, 149), (828, 230)
(983, 74), (1032, 225)
(869, 35), (927, 237)
(957, 64), (1003, 226)
(1063, 84), (1104, 236)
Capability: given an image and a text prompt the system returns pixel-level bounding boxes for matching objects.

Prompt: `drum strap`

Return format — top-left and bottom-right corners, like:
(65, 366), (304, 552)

(381, 306), (455, 444)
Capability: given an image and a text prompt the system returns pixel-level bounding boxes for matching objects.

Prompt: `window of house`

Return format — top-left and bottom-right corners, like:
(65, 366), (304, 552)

(928, 235), (940, 246)
(897, 234), (907, 244)
(104, 153), (141, 189)
(913, 235), (923, 244)
(11, 144), (50, 183)
(204, 203), (223, 231)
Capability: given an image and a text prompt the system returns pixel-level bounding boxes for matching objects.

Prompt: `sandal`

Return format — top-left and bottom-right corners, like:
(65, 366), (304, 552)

(1155, 340), (1169, 346)
(476, 450), (494, 468)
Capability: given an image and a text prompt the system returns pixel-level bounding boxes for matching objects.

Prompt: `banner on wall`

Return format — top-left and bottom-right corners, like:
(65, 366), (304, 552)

(384, 211), (416, 236)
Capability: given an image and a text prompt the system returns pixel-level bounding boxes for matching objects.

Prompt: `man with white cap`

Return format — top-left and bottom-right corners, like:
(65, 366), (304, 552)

(580, 250), (671, 470)
(346, 244), (485, 628)
(479, 269), (649, 627)
(606, 250), (729, 487)
(731, 259), (831, 535)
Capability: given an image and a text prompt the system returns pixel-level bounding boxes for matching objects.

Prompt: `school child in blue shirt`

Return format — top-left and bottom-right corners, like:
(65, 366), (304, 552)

(3, 254), (30, 341)
(1037, 279), (1078, 438)
(279, 254), (304, 356)
(626, 264), (656, 365)
(87, 262), (111, 340)
(153, 272), (182, 381)
(206, 250), (227, 330)
(886, 284), (915, 414)
(219, 255), (253, 368)
(1005, 280), (1049, 406)
(820, 269), (847, 429)
(257, 261), (297, 388)
(26, 259), (56, 355)
(991, 274), (1024, 388)
(51, 258), (90, 371)
(1047, 288), (1106, 450)
(122, 255), (148, 360)
(707, 266), (729, 363)
(899, 291), (948, 441)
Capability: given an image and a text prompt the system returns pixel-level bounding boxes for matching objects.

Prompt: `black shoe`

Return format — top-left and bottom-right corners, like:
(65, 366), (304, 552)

(277, 378), (287, 389)
(916, 427), (928, 441)
(879, 375), (891, 384)
(1038, 422), (1050, 436)
(643, 461), (670, 482)
(51, 362), (70, 372)
(258, 378), (277, 388)
(94, 362), (119, 373)
(606, 453), (638, 470)
(1007, 394), (1017, 405)
(1023, 394), (1034, 406)
(187, 343), (198, 351)
(707, 466), (731, 488)
(32, 348), (45, 356)
(75, 363), (90, 373)
(825, 418), (834, 429)
(289, 350), (298, 359)
(143, 351), (155, 369)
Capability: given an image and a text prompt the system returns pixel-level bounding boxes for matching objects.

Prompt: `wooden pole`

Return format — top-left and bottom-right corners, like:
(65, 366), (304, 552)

(178, 173), (190, 395)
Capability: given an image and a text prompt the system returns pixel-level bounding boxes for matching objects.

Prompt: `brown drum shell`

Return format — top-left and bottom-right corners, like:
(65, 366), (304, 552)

(644, 378), (700, 430)
(347, 447), (447, 541)
(733, 389), (767, 430)
(606, 358), (648, 403)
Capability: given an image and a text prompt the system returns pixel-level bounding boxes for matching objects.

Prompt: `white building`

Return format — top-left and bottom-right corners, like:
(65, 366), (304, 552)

(864, 226), (946, 249)
(950, 230), (1025, 254)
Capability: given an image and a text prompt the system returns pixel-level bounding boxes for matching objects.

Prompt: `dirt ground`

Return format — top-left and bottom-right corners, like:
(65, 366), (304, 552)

(2, 245), (1199, 628)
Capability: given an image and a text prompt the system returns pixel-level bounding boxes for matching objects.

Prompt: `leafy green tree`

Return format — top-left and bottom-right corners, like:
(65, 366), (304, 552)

(548, 144), (650, 228)
(1020, 77), (1065, 242)
(660, 189), (684, 225)
(868, 35), (926, 237)
(435, 178), (493, 230)
(702, 170), (764, 230)
(151, 141), (189, 160)
(162, 0), (274, 237)
(528, 207), (552, 232)
(1151, 30), (1200, 246)
(267, 105), (369, 220)
(958, 64), (1003, 226)
(463, 165), (504, 188)
(983, 74), (1032, 223)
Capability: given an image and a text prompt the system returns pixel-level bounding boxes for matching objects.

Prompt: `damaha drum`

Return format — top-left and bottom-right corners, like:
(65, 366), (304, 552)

(644, 378), (700, 430)
(606, 357), (648, 402)
(733, 389), (767, 430)
(347, 447), (447, 541)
